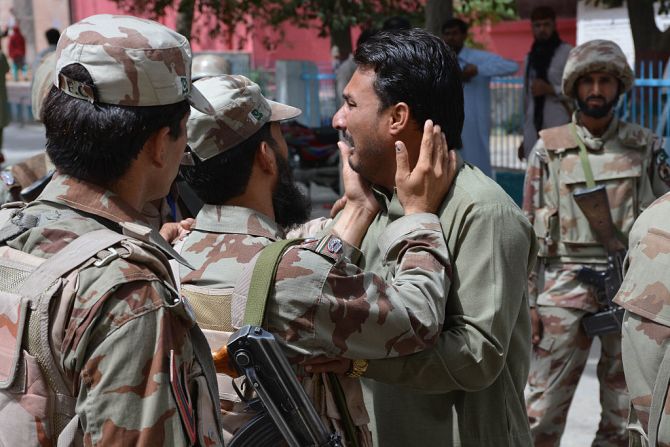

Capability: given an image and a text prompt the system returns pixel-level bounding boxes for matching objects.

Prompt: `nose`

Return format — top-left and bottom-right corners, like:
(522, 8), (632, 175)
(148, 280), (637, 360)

(332, 105), (346, 131)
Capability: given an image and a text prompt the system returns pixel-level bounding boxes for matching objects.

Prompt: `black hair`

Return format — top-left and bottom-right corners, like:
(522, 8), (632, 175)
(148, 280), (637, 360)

(42, 63), (189, 187)
(354, 28), (463, 149)
(530, 6), (556, 22)
(180, 123), (275, 204)
(356, 28), (376, 49)
(442, 18), (469, 35)
(45, 28), (60, 45)
(382, 16), (411, 31)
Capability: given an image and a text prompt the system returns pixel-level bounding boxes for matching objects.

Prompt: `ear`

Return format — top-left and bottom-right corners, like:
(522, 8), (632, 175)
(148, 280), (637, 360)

(389, 102), (410, 136)
(255, 141), (277, 175)
(144, 126), (171, 168)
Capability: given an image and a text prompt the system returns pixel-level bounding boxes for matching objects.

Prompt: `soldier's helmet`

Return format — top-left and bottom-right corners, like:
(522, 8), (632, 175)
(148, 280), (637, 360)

(562, 39), (634, 99)
(53, 14), (213, 114)
(192, 54), (232, 81)
(183, 75), (301, 164)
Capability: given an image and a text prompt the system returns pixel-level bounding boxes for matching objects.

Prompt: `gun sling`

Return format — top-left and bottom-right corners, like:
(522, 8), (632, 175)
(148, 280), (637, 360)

(243, 238), (360, 447)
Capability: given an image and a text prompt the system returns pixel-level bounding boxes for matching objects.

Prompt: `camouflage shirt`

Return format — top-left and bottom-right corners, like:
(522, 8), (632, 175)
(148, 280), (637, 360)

(523, 114), (670, 309)
(179, 204), (451, 360)
(614, 192), (670, 444)
(5, 174), (223, 446)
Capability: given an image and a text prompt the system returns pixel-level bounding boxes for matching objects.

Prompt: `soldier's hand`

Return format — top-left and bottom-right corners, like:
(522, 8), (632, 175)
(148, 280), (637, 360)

(159, 218), (194, 244)
(530, 307), (543, 345)
(303, 356), (351, 375)
(338, 141), (379, 217)
(396, 120), (457, 215)
(330, 196), (347, 218)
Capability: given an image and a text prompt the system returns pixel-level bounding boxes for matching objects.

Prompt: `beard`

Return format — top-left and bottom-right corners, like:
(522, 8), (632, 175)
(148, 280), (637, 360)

(272, 152), (312, 229)
(577, 95), (618, 119)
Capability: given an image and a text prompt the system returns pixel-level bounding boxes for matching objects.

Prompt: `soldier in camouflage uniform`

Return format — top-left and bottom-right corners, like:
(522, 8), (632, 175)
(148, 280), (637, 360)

(178, 74), (455, 445)
(523, 39), (670, 446)
(0, 15), (225, 446)
(614, 192), (670, 446)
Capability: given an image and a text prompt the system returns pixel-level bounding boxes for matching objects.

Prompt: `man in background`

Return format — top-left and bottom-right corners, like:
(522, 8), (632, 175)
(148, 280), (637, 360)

(521, 6), (572, 159)
(442, 18), (518, 177)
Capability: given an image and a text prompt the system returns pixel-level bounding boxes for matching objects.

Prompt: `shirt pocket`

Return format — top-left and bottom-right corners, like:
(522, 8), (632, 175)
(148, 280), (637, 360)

(533, 207), (559, 257)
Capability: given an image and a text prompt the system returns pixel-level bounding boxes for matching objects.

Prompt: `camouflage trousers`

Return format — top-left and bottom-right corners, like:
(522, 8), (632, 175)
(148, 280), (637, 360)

(525, 305), (628, 447)
(622, 311), (670, 447)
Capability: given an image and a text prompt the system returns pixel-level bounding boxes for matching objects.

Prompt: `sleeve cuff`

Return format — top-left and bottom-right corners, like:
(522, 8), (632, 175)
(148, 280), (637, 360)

(378, 213), (441, 258)
(314, 231), (362, 265)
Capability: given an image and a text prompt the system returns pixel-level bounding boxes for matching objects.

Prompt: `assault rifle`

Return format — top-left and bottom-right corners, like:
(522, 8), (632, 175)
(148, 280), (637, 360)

(573, 185), (626, 337)
(212, 325), (342, 447)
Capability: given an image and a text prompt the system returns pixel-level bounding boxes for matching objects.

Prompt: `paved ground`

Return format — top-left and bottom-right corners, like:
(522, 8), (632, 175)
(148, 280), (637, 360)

(1, 122), (607, 446)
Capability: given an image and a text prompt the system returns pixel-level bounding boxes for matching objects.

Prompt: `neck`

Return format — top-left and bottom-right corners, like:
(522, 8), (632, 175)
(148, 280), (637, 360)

(578, 111), (613, 137)
(225, 171), (275, 221)
(109, 174), (149, 213)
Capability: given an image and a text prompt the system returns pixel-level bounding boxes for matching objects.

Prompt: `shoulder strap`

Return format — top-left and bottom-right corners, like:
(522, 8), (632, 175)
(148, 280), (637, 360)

(23, 229), (127, 438)
(242, 238), (304, 326)
(570, 122), (597, 189)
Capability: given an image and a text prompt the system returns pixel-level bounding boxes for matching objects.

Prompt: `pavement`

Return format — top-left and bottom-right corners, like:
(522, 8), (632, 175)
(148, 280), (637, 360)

(1, 122), (606, 446)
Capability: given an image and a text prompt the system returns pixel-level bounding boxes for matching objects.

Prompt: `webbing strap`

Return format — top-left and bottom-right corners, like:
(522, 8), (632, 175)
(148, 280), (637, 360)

(570, 123), (597, 189)
(22, 229), (127, 437)
(242, 239), (303, 326)
(648, 346), (670, 447)
(326, 373), (360, 447)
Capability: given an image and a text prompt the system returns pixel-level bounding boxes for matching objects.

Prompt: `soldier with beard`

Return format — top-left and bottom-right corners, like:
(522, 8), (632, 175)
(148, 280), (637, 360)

(521, 6), (573, 160)
(523, 40), (670, 446)
(177, 75), (456, 445)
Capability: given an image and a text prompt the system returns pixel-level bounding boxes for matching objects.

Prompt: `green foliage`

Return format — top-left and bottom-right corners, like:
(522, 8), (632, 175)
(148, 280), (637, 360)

(453, 0), (517, 49)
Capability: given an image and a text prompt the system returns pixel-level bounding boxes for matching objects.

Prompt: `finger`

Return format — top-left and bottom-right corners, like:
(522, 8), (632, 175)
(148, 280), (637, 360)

(394, 140), (410, 185)
(432, 125), (444, 174)
(303, 355), (336, 365)
(417, 119), (435, 168)
(448, 150), (457, 182)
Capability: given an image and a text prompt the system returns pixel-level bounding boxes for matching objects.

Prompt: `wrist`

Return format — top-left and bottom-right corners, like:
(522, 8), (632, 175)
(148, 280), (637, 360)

(331, 204), (376, 246)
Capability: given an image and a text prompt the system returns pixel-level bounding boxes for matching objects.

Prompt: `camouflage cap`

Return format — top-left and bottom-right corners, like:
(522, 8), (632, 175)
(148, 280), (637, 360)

(185, 75), (301, 163)
(192, 54), (232, 81)
(54, 14), (213, 114)
(562, 39), (634, 98)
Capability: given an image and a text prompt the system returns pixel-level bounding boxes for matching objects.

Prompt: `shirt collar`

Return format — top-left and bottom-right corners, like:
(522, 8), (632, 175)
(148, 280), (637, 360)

(38, 173), (148, 225)
(193, 204), (284, 240)
(572, 112), (619, 151)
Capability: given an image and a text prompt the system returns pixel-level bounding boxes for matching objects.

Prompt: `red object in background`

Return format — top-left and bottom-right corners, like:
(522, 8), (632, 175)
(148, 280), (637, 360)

(68, 0), (576, 72)
(8, 26), (25, 60)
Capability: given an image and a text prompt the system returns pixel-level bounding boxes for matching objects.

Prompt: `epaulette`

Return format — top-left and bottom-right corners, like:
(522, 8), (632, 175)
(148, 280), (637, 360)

(538, 124), (577, 151)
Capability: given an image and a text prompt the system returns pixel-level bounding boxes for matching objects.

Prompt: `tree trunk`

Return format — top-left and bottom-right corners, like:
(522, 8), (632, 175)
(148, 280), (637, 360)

(175, 0), (195, 40)
(425, 0), (453, 36)
(627, 0), (670, 76)
(330, 25), (352, 63)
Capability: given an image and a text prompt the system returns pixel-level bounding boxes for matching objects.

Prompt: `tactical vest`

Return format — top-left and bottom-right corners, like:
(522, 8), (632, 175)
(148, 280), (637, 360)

(178, 237), (371, 447)
(0, 203), (223, 446)
(534, 122), (649, 263)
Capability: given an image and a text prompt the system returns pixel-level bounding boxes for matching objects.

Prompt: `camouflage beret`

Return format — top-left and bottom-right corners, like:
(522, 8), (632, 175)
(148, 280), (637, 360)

(562, 39), (634, 98)
(54, 14), (213, 114)
(184, 75), (301, 163)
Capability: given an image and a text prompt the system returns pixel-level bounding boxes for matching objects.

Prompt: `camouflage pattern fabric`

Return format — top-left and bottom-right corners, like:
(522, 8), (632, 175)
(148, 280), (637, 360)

(1, 173), (224, 446)
(523, 114), (670, 446)
(54, 14), (212, 113)
(0, 152), (54, 205)
(351, 157), (536, 447)
(562, 40), (634, 99)
(179, 204), (452, 445)
(614, 192), (670, 446)
(525, 306), (628, 447)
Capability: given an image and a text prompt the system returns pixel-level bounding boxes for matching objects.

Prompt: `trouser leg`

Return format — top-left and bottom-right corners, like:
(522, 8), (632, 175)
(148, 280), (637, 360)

(592, 330), (628, 446)
(526, 306), (592, 447)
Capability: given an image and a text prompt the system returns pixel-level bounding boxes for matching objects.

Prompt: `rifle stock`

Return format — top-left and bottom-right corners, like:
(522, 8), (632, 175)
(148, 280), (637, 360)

(572, 185), (627, 336)
(225, 325), (342, 447)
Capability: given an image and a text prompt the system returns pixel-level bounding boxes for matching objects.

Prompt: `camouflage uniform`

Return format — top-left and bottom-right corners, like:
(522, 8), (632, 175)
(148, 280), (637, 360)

(0, 15), (223, 445)
(614, 192), (670, 446)
(353, 157), (537, 447)
(178, 75), (452, 445)
(523, 40), (670, 446)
